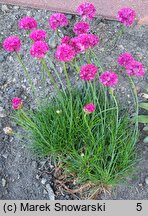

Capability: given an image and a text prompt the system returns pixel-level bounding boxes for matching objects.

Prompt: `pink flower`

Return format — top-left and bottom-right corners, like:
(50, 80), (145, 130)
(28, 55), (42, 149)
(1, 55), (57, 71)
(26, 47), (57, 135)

(29, 29), (46, 41)
(77, 2), (96, 21)
(126, 60), (145, 77)
(30, 41), (49, 59)
(61, 36), (71, 45)
(117, 52), (133, 67)
(99, 71), (118, 87)
(18, 16), (37, 30)
(117, 8), (136, 26)
(84, 103), (96, 113)
(12, 97), (23, 110)
(3, 36), (21, 52)
(55, 44), (75, 62)
(73, 22), (90, 35)
(49, 13), (68, 31)
(80, 64), (98, 81)
(72, 33), (99, 53)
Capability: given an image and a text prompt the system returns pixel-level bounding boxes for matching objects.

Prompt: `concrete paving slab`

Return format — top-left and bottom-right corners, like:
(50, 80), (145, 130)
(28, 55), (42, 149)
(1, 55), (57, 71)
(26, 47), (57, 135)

(0, 0), (148, 22)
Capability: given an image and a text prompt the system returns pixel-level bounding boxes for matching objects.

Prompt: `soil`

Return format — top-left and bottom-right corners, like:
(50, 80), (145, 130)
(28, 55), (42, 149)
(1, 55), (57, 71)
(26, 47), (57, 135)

(0, 4), (148, 200)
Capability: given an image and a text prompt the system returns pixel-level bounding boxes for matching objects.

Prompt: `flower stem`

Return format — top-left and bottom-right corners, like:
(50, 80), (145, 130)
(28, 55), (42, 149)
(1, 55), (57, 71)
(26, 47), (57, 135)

(15, 52), (35, 94)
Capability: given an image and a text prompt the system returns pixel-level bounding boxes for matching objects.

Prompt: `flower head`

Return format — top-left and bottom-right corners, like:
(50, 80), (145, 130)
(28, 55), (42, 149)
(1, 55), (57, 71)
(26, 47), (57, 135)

(72, 33), (99, 53)
(126, 60), (145, 77)
(29, 29), (46, 41)
(99, 71), (118, 87)
(61, 36), (71, 45)
(3, 36), (21, 52)
(30, 41), (49, 59)
(77, 2), (96, 21)
(12, 97), (23, 110)
(56, 44), (75, 62)
(80, 64), (98, 81)
(84, 103), (96, 113)
(117, 8), (136, 26)
(117, 52), (133, 67)
(18, 16), (37, 30)
(49, 13), (68, 31)
(73, 22), (90, 35)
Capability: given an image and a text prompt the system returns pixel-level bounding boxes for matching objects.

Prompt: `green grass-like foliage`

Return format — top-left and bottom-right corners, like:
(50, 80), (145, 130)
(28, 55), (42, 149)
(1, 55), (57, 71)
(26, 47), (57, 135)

(15, 84), (137, 186)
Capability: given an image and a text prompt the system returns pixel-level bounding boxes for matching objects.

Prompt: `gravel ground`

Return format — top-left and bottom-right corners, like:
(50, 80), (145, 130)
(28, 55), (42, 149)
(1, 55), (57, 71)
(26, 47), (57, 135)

(0, 4), (148, 200)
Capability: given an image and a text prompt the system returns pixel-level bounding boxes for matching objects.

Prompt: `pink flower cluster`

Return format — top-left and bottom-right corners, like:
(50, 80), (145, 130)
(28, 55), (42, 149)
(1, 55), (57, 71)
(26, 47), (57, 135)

(19, 16), (37, 30)
(80, 64), (98, 81)
(117, 52), (133, 67)
(71, 33), (99, 53)
(3, 36), (21, 52)
(29, 29), (46, 41)
(49, 13), (68, 31)
(30, 41), (49, 59)
(58, 33), (99, 61)
(117, 8), (136, 26)
(83, 103), (96, 113)
(12, 97), (23, 110)
(117, 53), (145, 77)
(55, 44), (75, 62)
(73, 22), (90, 35)
(77, 2), (96, 21)
(99, 71), (118, 87)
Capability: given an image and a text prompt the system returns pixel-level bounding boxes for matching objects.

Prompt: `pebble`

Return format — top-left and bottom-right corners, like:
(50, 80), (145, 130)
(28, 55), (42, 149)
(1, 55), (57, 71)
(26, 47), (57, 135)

(1, 5), (9, 12)
(46, 184), (55, 200)
(13, 6), (19, 10)
(41, 178), (47, 185)
(67, 14), (72, 20)
(36, 174), (40, 180)
(145, 177), (148, 185)
(0, 107), (7, 118)
(2, 178), (6, 187)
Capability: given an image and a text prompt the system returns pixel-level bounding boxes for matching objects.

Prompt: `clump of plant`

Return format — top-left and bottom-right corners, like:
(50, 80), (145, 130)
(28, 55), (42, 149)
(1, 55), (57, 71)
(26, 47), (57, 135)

(3, 2), (145, 197)
(138, 88), (148, 143)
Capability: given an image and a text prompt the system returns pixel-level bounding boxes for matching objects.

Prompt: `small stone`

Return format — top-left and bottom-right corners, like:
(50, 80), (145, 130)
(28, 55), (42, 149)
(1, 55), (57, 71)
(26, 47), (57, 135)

(1, 5), (9, 12)
(2, 178), (6, 187)
(13, 6), (19, 10)
(49, 37), (57, 49)
(36, 174), (40, 180)
(32, 161), (37, 169)
(46, 184), (55, 200)
(0, 107), (7, 118)
(67, 14), (72, 20)
(41, 178), (47, 185)
(43, 189), (48, 194)
(3, 127), (13, 135)
(145, 177), (148, 185)
(2, 154), (8, 159)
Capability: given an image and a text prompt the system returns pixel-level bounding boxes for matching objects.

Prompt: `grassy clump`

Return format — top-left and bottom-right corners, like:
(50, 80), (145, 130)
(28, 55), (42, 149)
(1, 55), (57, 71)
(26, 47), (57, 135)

(15, 84), (137, 186)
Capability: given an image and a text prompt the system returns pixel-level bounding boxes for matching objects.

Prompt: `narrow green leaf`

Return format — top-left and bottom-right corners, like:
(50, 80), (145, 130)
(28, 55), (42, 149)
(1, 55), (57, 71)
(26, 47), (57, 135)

(143, 137), (148, 143)
(138, 115), (148, 123)
(139, 103), (148, 110)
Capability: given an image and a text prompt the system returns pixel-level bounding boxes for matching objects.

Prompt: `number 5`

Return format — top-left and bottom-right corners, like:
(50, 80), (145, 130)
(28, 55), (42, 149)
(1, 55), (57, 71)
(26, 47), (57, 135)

(136, 203), (142, 211)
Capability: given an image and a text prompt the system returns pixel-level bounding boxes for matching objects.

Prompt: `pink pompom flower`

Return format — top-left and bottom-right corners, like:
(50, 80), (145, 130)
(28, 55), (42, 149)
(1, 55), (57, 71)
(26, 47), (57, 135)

(84, 103), (96, 114)
(117, 52), (133, 67)
(56, 44), (75, 62)
(117, 8), (136, 26)
(80, 64), (98, 81)
(29, 29), (46, 41)
(73, 22), (90, 35)
(49, 13), (68, 31)
(77, 2), (96, 21)
(3, 36), (21, 52)
(126, 60), (145, 77)
(30, 41), (49, 59)
(72, 33), (99, 53)
(18, 16), (37, 30)
(61, 36), (71, 45)
(99, 71), (119, 87)
(12, 97), (23, 110)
